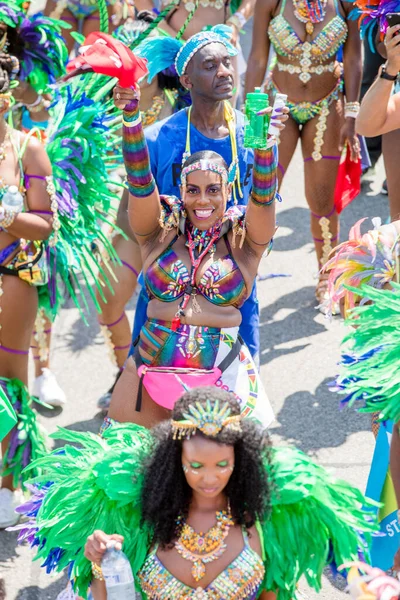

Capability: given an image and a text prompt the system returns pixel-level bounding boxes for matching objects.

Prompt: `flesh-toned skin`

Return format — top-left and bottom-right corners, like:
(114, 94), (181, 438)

(0, 118), (53, 492)
(84, 436), (277, 600)
(107, 46), (287, 428)
(245, 0), (362, 269)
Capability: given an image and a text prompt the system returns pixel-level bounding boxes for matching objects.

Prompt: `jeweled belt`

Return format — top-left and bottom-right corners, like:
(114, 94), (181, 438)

(277, 59), (336, 83)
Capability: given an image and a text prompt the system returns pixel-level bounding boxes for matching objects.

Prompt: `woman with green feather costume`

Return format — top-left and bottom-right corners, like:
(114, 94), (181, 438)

(0, 0), (124, 528)
(14, 387), (378, 599)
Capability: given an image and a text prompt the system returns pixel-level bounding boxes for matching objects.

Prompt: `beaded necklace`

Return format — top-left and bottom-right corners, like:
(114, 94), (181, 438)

(171, 220), (221, 330)
(175, 505), (234, 581)
(293, 0), (328, 35)
(0, 125), (11, 188)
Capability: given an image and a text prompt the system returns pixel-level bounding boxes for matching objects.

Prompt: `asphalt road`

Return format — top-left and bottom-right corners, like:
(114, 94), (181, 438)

(1, 2), (390, 597)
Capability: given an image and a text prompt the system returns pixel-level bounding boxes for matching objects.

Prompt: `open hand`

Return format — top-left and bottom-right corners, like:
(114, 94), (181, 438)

(84, 530), (124, 564)
(113, 83), (140, 111)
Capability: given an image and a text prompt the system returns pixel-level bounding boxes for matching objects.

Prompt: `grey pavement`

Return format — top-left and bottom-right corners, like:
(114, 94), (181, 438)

(2, 2), (390, 597)
(0, 146), (388, 599)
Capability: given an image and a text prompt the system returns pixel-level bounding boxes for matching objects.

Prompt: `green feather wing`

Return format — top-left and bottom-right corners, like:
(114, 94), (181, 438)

(260, 446), (378, 600)
(24, 424), (154, 598)
(332, 282), (400, 424)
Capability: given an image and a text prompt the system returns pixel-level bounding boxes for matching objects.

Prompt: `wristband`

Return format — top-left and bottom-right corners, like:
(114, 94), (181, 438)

(344, 101), (360, 119)
(380, 64), (398, 81)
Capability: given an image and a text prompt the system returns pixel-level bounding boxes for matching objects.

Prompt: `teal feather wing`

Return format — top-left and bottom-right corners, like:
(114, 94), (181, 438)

(260, 446), (378, 600)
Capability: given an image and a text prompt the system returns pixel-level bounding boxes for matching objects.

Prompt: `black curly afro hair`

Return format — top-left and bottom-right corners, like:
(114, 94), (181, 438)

(140, 387), (274, 547)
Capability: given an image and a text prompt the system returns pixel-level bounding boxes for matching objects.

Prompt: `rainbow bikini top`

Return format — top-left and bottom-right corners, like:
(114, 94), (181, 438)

(145, 233), (247, 309)
(268, 0), (348, 61)
(138, 529), (265, 600)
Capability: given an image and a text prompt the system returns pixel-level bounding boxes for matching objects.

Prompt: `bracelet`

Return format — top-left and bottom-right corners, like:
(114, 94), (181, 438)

(344, 101), (360, 119)
(227, 11), (247, 29)
(91, 562), (104, 581)
(250, 194), (276, 207)
(0, 207), (18, 229)
(122, 113), (142, 128)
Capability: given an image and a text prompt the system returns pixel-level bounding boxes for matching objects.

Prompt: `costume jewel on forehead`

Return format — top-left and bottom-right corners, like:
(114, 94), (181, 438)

(180, 159), (228, 186)
(171, 400), (242, 440)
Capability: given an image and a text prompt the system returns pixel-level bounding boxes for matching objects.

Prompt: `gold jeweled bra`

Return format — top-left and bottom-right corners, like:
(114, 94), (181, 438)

(138, 530), (265, 600)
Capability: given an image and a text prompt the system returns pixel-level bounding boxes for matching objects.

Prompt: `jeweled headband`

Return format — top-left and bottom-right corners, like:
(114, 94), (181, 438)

(175, 28), (237, 77)
(181, 159), (238, 187)
(171, 400), (242, 440)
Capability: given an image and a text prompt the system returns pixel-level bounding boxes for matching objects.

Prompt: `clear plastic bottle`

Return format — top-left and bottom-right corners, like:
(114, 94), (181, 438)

(268, 93), (288, 138)
(101, 543), (136, 600)
(2, 185), (24, 213)
(244, 87), (270, 149)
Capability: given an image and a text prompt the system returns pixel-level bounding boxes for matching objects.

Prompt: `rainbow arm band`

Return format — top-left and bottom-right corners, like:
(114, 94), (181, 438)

(251, 147), (278, 206)
(122, 103), (156, 198)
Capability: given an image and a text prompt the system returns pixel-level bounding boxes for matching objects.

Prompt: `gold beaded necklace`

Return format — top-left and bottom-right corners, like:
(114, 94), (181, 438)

(142, 94), (166, 128)
(175, 505), (234, 582)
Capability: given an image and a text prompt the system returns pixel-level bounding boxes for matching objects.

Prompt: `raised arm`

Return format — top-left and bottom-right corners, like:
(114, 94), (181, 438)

(356, 25), (400, 136)
(245, 145), (278, 254)
(114, 84), (161, 245)
(244, 0), (274, 96)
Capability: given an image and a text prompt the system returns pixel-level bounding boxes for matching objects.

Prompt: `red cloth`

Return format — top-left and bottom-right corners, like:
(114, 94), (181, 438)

(65, 32), (148, 87)
(334, 145), (362, 214)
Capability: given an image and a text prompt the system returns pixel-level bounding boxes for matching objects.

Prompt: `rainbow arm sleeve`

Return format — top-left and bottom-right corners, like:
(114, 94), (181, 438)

(251, 146), (278, 206)
(122, 102), (156, 198)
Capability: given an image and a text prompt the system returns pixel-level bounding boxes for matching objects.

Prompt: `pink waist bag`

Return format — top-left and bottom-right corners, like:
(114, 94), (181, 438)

(135, 335), (242, 411)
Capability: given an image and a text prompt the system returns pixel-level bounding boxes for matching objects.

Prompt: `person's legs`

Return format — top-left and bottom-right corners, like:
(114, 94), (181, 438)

(0, 276), (39, 527)
(96, 236), (142, 369)
(30, 311), (66, 407)
(382, 129), (400, 221)
(108, 357), (171, 427)
(300, 97), (342, 301)
(43, 0), (78, 54)
(275, 115), (301, 188)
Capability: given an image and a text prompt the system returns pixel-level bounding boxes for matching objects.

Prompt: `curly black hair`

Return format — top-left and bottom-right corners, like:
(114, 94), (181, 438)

(140, 387), (274, 547)
(0, 51), (18, 94)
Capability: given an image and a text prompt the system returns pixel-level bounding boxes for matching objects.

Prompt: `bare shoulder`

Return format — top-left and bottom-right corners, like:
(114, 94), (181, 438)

(22, 133), (52, 174)
(247, 524), (262, 556)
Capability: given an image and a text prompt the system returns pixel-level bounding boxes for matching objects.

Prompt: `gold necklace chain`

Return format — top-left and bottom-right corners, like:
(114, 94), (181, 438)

(175, 506), (234, 581)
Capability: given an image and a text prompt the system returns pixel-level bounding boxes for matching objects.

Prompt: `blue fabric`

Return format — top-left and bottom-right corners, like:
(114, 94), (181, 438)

(130, 108), (260, 360)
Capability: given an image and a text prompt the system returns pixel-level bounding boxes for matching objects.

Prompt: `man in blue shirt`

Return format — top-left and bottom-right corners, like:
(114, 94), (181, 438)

(130, 34), (259, 365)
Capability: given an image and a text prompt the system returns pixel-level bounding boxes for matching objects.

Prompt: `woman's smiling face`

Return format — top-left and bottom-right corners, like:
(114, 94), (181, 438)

(181, 169), (231, 230)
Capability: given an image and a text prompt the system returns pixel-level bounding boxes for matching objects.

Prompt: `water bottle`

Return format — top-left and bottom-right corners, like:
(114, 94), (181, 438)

(268, 93), (288, 138)
(244, 87), (270, 149)
(2, 185), (24, 213)
(101, 543), (136, 600)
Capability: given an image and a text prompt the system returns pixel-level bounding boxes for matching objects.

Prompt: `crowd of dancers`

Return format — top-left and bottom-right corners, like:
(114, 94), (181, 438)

(0, 0), (400, 598)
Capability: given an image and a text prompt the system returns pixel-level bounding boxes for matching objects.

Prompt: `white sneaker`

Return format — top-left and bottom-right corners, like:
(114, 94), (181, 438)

(0, 488), (23, 528)
(32, 368), (66, 407)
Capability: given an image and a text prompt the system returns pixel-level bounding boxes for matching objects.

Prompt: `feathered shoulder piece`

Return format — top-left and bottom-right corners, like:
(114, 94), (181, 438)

(0, 1), (68, 93)
(323, 217), (399, 317)
(347, 0), (400, 50)
(330, 282), (400, 424)
(14, 426), (377, 599)
(261, 446), (378, 600)
(14, 424), (154, 598)
(41, 73), (123, 320)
